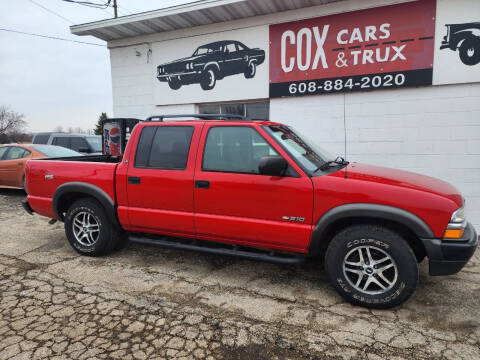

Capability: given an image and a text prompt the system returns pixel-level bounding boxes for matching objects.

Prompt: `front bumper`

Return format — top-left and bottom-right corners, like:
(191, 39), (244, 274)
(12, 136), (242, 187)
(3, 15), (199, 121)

(157, 71), (199, 83)
(421, 222), (478, 276)
(440, 42), (451, 50)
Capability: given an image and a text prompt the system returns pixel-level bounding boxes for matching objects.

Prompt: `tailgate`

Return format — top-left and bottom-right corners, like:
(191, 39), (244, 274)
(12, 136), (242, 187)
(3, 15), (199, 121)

(25, 159), (118, 219)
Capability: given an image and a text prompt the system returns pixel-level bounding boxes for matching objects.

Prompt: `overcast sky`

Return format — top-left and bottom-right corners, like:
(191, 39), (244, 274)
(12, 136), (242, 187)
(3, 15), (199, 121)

(0, 0), (194, 133)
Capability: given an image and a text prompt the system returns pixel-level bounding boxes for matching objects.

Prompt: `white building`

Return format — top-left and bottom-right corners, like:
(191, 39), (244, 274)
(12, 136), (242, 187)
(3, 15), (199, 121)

(71, 0), (480, 229)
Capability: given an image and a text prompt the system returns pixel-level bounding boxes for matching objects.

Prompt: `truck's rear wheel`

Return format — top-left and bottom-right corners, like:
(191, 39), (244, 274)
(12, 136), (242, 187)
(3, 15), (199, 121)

(65, 198), (123, 256)
(325, 224), (418, 309)
(459, 38), (480, 66)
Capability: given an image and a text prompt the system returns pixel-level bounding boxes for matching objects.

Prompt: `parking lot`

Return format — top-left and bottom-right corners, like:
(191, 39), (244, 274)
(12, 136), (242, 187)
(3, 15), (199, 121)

(0, 189), (479, 360)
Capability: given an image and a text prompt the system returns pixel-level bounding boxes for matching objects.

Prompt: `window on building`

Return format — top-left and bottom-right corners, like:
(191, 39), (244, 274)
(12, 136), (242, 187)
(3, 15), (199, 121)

(135, 126), (194, 170)
(198, 101), (269, 120)
(202, 126), (278, 174)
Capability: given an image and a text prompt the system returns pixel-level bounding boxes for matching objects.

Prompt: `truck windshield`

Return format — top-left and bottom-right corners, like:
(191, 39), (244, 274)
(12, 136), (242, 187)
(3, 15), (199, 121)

(264, 125), (335, 175)
(86, 136), (102, 152)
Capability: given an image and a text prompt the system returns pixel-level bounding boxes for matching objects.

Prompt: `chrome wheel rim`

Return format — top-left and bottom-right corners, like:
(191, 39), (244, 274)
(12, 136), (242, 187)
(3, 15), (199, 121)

(72, 212), (100, 246)
(343, 245), (398, 295)
(249, 63), (255, 76)
(207, 70), (215, 87)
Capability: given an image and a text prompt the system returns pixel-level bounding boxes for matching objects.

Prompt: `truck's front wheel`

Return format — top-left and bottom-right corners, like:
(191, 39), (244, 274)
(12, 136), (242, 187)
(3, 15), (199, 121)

(65, 198), (122, 256)
(325, 224), (418, 309)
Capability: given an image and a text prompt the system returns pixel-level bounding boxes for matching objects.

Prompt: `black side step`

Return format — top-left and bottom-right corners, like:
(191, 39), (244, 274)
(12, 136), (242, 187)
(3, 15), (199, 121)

(128, 235), (305, 265)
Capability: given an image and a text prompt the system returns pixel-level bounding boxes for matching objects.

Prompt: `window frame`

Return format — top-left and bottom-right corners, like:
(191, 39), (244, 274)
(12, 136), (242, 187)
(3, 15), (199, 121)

(198, 101), (269, 120)
(134, 125), (195, 171)
(200, 125), (295, 176)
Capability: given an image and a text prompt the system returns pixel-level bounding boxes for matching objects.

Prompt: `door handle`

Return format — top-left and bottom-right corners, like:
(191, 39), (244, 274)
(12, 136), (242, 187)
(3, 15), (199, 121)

(195, 180), (210, 189)
(128, 176), (141, 185)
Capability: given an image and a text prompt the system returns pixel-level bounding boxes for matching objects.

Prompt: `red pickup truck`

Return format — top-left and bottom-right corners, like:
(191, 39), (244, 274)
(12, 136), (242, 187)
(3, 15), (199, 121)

(23, 114), (477, 309)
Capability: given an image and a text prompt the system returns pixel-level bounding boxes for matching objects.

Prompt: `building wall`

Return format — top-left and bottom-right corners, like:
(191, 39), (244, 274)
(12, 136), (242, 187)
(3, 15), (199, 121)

(271, 83), (480, 229)
(109, 0), (480, 230)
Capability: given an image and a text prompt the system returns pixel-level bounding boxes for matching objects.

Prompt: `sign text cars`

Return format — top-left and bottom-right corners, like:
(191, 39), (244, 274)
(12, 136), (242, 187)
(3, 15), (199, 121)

(269, 0), (436, 97)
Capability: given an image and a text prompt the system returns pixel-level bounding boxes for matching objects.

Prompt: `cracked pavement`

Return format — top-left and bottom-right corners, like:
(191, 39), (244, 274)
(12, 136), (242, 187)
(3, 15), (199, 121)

(0, 189), (479, 359)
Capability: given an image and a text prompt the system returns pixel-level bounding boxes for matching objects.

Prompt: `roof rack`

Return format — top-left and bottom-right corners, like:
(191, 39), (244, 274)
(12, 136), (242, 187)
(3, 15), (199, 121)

(145, 114), (249, 122)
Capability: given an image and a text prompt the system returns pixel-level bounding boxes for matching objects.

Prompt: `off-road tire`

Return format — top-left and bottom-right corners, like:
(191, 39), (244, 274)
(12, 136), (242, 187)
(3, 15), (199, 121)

(459, 38), (480, 66)
(200, 68), (217, 90)
(65, 198), (124, 257)
(325, 224), (418, 309)
(244, 61), (256, 79)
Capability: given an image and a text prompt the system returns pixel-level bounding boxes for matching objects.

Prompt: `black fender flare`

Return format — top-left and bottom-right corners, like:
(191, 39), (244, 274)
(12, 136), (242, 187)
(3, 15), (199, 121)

(452, 32), (477, 49)
(52, 182), (120, 228)
(308, 203), (434, 255)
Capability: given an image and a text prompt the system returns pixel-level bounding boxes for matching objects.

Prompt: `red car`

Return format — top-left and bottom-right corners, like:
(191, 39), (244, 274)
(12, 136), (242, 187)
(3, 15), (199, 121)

(23, 115), (477, 308)
(0, 144), (82, 190)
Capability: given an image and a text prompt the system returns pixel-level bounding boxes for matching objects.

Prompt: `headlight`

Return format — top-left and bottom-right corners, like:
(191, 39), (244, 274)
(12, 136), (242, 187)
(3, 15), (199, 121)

(443, 204), (466, 240)
(450, 205), (465, 223)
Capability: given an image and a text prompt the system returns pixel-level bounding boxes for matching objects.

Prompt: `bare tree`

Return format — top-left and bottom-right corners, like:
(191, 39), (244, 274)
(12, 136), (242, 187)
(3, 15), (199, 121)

(54, 126), (64, 133)
(0, 106), (26, 136)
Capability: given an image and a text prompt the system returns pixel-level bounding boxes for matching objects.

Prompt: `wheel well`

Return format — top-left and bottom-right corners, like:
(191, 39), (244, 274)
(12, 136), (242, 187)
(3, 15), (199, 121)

(56, 192), (92, 221)
(315, 217), (427, 262)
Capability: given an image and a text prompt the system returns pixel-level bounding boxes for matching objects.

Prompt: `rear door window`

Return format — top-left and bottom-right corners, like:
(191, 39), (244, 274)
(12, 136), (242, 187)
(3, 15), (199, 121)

(52, 137), (70, 148)
(135, 126), (194, 170)
(71, 137), (89, 152)
(4, 147), (30, 160)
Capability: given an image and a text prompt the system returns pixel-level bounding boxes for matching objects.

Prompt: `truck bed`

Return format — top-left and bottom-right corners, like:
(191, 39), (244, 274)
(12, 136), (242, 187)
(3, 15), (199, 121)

(26, 157), (119, 219)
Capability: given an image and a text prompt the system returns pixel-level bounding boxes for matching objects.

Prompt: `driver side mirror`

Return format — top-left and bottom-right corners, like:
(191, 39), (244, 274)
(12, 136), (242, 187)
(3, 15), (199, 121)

(258, 155), (287, 176)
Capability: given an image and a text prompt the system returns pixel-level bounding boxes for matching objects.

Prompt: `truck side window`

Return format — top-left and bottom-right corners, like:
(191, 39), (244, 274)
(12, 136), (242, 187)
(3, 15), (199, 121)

(202, 126), (278, 174)
(135, 126), (194, 170)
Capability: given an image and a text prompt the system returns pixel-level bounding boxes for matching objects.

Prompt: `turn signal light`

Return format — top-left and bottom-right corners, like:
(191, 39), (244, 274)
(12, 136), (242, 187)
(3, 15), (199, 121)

(443, 229), (465, 239)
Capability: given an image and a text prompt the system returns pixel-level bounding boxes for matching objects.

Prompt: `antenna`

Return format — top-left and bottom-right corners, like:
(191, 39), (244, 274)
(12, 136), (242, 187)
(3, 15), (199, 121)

(343, 92), (348, 179)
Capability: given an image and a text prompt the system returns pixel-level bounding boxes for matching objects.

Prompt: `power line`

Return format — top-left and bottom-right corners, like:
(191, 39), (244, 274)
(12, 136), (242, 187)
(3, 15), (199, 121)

(28, 0), (75, 24)
(0, 27), (106, 47)
(61, 0), (112, 9)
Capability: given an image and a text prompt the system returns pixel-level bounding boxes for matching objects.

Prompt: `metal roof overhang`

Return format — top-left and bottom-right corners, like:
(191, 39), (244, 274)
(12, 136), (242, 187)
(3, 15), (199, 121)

(70, 0), (343, 41)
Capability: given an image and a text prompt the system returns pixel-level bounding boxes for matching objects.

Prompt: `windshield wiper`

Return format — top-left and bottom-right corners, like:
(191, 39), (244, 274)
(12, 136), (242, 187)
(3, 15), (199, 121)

(316, 156), (349, 172)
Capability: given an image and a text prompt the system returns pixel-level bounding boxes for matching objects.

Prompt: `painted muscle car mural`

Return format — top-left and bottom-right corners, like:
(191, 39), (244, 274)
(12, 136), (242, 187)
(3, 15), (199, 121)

(156, 40), (266, 91)
(440, 22), (480, 65)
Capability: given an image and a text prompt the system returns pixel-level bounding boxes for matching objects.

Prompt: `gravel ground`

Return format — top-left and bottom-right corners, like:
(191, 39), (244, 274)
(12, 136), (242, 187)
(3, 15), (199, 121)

(0, 188), (479, 360)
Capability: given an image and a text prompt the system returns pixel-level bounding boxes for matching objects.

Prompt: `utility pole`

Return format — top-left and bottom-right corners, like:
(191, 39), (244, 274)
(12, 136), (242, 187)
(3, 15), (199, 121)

(113, 0), (118, 18)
